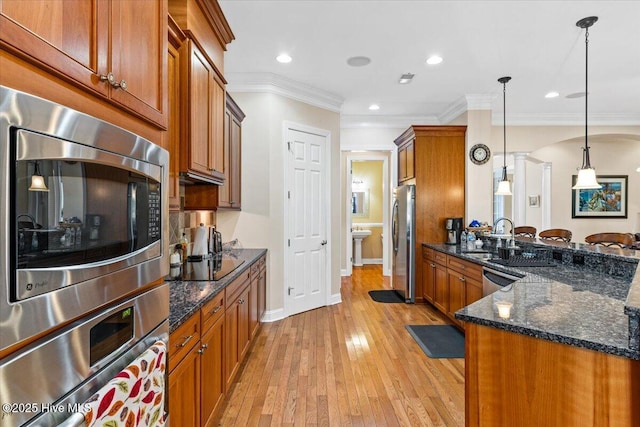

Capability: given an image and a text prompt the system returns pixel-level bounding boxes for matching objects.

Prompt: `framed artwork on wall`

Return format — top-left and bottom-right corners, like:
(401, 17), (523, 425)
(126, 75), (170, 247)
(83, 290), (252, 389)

(528, 195), (540, 208)
(571, 175), (628, 218)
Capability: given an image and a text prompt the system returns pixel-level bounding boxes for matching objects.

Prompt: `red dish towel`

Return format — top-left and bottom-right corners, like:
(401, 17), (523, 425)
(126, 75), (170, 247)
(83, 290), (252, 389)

(81, 340), (167, 427)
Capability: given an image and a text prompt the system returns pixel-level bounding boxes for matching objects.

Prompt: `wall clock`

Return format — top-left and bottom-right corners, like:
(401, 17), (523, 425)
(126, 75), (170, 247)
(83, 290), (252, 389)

(469, 143), (491, 165)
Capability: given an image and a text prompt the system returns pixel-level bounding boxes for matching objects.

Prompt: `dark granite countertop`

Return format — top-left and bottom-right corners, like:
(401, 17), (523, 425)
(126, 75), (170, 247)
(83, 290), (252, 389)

(167, 248), (267, 332)
(423, 240), (640, 360)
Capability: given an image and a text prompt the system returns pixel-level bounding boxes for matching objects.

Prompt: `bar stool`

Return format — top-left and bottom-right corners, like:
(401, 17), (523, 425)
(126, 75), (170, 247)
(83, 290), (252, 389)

(585, 232), (635, 249)
(514, 226), (536, 238)
(539, 228), (572, 243)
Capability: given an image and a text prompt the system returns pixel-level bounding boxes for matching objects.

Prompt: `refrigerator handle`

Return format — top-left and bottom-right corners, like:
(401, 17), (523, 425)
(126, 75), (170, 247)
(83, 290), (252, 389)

(392, 200), (399, 253)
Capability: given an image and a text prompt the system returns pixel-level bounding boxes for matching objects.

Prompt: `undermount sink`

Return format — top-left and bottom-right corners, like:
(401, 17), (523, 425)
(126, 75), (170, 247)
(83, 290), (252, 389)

(352, 229), (372, 266)
(352, 229), (372, 239)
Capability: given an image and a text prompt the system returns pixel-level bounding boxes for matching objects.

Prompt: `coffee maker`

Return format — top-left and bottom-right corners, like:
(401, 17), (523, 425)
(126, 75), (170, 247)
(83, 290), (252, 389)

(445, 217), (463, 245)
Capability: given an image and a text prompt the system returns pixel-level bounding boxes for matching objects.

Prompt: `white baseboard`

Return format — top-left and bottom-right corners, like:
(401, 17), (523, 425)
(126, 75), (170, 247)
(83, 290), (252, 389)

(341, 268), (349, 276)
(362, 258), (383, 265)
(261, 307), (285, 323)
(328, 292), (342, 306)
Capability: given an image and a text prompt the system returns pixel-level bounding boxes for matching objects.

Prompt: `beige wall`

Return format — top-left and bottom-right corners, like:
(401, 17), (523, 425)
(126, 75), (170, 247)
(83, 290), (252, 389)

(216, 92), (341, 319)
(448, 110), (640, 241)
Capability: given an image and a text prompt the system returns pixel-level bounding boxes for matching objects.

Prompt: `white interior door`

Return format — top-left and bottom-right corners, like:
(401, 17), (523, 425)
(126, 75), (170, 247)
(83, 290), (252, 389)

(285, 125), (329, 316)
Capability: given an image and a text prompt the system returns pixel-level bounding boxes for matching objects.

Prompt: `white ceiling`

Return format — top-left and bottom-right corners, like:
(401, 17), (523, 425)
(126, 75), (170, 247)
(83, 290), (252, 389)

(218, 1), (640, 127)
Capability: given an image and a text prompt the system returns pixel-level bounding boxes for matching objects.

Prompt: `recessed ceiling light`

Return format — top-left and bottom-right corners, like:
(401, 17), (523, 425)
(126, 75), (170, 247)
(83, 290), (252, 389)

(399, 73), (415, 84)
(566, 92), (587, 99)
(347, 56), (371, 67)
(545, 91), (560, 98)
(368, 104), (380, 111)
(276, 54), (292, 64)
(426, 55), (443, 65)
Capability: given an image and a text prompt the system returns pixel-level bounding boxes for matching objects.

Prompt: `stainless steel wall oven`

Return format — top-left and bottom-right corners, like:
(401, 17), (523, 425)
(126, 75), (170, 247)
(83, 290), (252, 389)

(0, 86), (169, 354)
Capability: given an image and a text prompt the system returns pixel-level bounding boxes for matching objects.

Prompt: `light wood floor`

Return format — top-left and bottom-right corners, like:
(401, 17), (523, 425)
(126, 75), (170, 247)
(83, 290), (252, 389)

(217, 265), (465, 426)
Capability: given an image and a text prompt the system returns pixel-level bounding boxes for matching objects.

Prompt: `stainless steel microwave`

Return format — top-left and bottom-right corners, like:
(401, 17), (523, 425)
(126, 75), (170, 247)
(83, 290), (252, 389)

(0, 86), (169, 353)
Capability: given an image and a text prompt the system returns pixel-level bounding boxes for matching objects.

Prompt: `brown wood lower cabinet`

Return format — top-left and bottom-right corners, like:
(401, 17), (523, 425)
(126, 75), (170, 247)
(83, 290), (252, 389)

(466, 323), (640, 426)
(168, 255), (267, 426)
(424, 247), (484, 328)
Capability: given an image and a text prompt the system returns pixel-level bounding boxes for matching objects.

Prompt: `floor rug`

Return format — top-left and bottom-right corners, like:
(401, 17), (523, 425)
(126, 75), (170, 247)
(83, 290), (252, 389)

(405, 325), (465, 358)
(368, 290), (405, 303)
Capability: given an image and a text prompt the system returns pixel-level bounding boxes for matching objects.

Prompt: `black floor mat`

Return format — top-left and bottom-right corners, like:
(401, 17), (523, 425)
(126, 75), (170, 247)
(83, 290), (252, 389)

(405, 325), (465, 358)
(368, 290), (405, 303)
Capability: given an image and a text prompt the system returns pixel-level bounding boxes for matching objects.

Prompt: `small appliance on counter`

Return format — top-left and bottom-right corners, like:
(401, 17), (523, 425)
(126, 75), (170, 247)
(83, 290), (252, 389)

(192, 223), (209, 258)
(445, 217), (463, 245)
(209, 226), (223, 254)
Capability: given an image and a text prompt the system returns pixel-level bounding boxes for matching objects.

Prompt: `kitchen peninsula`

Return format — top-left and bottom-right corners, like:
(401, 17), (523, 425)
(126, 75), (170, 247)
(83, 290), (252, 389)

(166, 248), (267, 426)
(424, 238), (640, 426)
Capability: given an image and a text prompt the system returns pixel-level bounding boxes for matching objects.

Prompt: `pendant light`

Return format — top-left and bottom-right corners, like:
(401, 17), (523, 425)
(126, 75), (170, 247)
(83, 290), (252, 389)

(495, 76), (512, 196)
(572, 16), (601, 190)
(28, 161), (49, 192)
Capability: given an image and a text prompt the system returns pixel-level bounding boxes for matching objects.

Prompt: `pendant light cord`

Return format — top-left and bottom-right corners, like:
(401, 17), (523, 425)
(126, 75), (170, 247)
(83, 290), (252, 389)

(583, 24), (590, 168)
(503, 80), (507, 171)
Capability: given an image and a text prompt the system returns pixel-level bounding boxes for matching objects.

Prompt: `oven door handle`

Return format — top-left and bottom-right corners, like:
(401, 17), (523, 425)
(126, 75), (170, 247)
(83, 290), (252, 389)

(57, 412), (86, 427)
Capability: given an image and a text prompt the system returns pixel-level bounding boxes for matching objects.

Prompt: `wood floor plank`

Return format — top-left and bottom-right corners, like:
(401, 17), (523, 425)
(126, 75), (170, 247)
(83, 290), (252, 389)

(216, 265), (464, 426)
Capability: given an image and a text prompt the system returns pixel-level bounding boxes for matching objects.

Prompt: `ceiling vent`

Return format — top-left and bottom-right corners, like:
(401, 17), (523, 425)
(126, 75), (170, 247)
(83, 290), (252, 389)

(398, 73), (415, 84)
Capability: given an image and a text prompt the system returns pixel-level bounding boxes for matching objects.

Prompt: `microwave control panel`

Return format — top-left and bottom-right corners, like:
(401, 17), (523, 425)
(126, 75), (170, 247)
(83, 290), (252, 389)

(148, 185), (161, 240)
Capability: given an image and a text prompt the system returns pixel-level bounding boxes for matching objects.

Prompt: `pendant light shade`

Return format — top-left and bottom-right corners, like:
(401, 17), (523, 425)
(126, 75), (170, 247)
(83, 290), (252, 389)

(495, 76), (512, 196)
(572, 16), (601, 190)
(28, 161), (49, 192)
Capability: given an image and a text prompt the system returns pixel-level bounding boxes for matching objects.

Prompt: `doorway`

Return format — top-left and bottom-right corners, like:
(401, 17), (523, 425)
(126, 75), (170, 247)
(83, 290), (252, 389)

(345, 153), (391, 277)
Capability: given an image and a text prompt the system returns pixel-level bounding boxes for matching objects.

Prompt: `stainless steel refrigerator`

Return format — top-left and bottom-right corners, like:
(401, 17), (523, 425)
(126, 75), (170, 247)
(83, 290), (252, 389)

(392, 184), (416, 303)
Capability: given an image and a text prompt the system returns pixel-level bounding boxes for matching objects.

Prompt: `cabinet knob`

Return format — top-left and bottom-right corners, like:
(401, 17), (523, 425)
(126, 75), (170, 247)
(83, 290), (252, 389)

(460, 277), (466, 282)
(197, 343), (208, 354)
(98, 72), (127, 91)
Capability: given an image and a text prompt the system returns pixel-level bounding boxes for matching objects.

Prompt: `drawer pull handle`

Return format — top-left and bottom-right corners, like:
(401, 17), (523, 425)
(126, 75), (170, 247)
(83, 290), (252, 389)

(460, 277), (466, 282)
(210, 305), (222, 315)
(177, 334), (194, 348)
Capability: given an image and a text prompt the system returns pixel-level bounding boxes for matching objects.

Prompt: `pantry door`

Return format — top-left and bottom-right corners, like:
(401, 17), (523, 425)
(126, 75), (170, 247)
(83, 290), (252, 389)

(284, 123), (330, 316)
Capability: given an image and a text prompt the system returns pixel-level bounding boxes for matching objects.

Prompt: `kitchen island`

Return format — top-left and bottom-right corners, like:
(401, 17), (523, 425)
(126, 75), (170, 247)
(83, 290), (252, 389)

(424, 240), (640, 427)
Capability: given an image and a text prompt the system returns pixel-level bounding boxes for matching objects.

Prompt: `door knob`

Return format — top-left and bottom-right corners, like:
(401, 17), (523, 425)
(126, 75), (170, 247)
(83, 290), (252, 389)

(321, 240), (327, 246)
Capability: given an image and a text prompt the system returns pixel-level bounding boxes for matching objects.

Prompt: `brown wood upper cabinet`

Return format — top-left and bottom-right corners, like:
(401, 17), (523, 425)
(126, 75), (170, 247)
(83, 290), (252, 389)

(218, 94), (245, 210)
(169, 0), (234, 191)
(397, 138), (415, 183)
(0, 0), (168, 128)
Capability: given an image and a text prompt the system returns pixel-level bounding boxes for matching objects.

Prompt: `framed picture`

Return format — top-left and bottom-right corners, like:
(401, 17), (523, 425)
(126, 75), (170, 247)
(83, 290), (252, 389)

(528, 195), (540, 208)
(571, 175), (628, 218)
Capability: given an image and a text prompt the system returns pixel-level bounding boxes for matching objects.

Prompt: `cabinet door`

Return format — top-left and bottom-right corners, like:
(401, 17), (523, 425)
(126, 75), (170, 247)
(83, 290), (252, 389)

(465, 275), (483, 307)
(200, 316), (225, 427)
(405, 140), (415, 180)
(109, 0), (166, 126)
(249, 273), (259, 339)
(0, 0), (108, 94)
(422, 260), (435, 303)
(168, 347), (201, 427)
(218, 108), (233, 208)
(167, 26), (184, 211)
(238, 285), (251, 361)
(258, 265), (267, 323)
(447, 270), (466, 326)
(188, 43), (214, 177)
(211, 75), (225, 176)
(229, 113), (242, 208)
(398, 145), (407, 182)
(433, 262), (449, 313)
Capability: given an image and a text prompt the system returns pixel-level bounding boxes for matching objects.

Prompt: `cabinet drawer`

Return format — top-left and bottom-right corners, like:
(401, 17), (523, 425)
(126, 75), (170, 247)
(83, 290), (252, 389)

(169, 313), (200, 372)
(250, 261), (260, 280)
(422, 247), (433, 261)
(434, 251), (447, 266)
(225, 269), (251, 308)
(201, 291), (225, 333)
(447, 256), (482, 282)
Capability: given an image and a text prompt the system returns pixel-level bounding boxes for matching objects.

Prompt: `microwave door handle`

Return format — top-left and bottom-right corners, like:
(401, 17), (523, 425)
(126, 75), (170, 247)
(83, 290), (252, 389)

(128, 182), (137, 251)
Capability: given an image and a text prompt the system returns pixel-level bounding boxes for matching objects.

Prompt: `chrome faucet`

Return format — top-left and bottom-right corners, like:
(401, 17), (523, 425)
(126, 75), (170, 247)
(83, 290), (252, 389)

(493, 217), (517, 248)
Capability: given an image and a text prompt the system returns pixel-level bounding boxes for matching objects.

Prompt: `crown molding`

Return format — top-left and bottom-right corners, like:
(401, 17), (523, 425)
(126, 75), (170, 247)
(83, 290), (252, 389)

(438, 94), (493, 124)
(225, 72), (344, 113)
(340, 115), (439, 129)
(491, 112), (640, 126)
